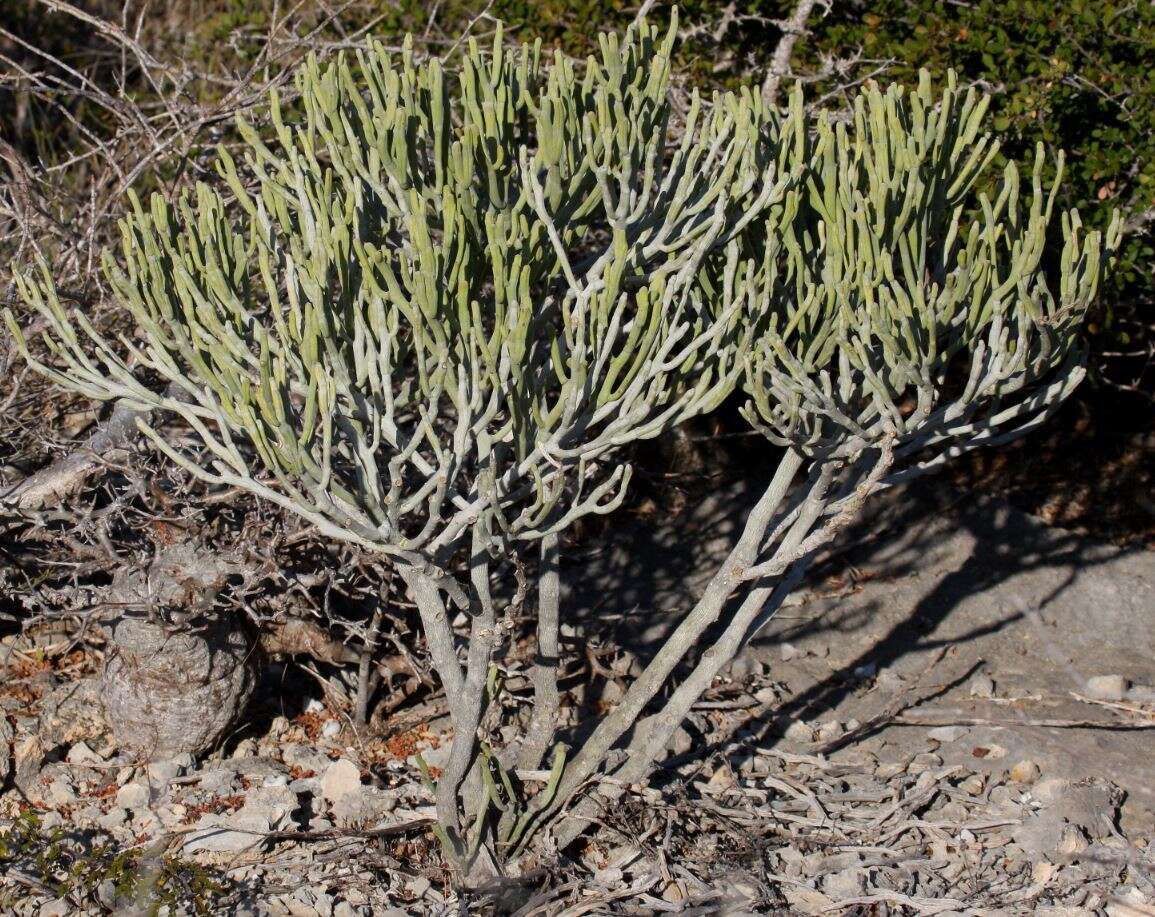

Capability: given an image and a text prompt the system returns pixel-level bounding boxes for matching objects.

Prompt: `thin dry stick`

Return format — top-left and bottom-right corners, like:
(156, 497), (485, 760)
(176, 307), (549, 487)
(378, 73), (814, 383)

(893, 714), (1155, 730)
(354, 572), (392, 726)
(761, 0), (821, 106)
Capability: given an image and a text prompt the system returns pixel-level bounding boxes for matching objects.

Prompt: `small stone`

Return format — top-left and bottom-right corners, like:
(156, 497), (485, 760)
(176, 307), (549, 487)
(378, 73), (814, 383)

(1125, 684), (1155, 704)
(668, 726), (694, 756)
(199, 768), (240, 794)
(968, 675), (996, 698)
(230, 756), (291, 780)
(815, 720), (843, 743)
(875, 762), (906, 780)
(133, 810), (162, 834)
(706, 764), (734, 791)
(230, 738), (258, 758)
(1110, 885), (1152, 912)
(599, 679), (626, 705)
(239, 785), (299, 830)
(66, 741), (105, 765)
(971, 743), (1007, 761)
(96, 879), (119, 909)
(268, 716), (290, 739)
(875, 669), (905, 692)
(1009, 760), (1041, 785)
(1058, 824), (1090, 856)
(927, 726), (969, 743)
(1031, 777), (1073, 805)
(783, 720), (813, 743)
(1032, 861), (1056, 885)
(594, 866), (624, 887)
(281, 743), (331, 774)
(728, 656), (753, 680)
(99, 807), (129, 830)
(332, 787), (397, 828)
(725, 879), (760, 907)
(779, 643), (800, 662)
(183, 812), (271, 854)
(823, 867), (867, 898)
(853, 662), (877, 680)
(157, 805), (186, 828)
(38, 899), (71, 917)
(988, 785), (1016, 808)
(333, 904), (358, 917)
(46, 778), (77, 807)
(660, 880), (686, 903)
(1084, 675), (1129, 702)
(754, 686), (778, 706)
(321, 759), (363, 803)
(313, 892), (335, 917)
(13, 734), (46, 795)
(147, 758), (185, 786)
(908, 752), (943, 774)
(115, 781), (151, 810)
(406, 742), (451, 771)
(321, 719), (341, 739)
(38, 679), (107, 748)
(960, 774), (985, 796)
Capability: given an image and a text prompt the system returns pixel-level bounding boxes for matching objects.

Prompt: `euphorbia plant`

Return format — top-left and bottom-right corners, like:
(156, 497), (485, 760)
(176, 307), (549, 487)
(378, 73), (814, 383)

(6, 17), (801, 872)
(7, 16), (1117, 875)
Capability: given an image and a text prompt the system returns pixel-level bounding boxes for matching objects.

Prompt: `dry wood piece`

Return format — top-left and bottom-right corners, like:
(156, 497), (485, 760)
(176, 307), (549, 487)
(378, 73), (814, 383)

(1, 398), (148, 509)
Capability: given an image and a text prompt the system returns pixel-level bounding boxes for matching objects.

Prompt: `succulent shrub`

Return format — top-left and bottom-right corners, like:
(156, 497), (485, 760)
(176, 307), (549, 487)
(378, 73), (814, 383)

(7, 17), (802, 871)
(6, 18), (1117, 873)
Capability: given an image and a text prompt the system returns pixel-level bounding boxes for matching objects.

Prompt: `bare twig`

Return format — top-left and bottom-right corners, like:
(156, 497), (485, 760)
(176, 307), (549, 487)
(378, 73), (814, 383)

(761, 0), (823, 106)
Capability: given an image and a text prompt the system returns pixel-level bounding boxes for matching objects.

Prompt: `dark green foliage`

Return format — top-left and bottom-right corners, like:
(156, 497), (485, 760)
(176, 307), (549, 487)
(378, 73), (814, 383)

(0, 810), (229, 915)
(803, 1), (1154, 312)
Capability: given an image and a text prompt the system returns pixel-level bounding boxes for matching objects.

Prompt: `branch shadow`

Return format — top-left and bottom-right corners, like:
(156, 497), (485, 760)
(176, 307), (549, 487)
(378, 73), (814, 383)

(564, 471), (1148, 762)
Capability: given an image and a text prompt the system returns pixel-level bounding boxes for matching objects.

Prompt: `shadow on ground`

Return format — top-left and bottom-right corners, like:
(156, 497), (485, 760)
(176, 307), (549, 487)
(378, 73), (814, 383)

(565, 475), (1155, 828)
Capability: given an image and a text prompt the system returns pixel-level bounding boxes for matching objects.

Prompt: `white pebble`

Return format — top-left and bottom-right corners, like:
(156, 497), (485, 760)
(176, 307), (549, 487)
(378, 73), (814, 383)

(1084, 674), (1129, 702)
(783, 720), (813, 743)
(968, 675), (996, 698)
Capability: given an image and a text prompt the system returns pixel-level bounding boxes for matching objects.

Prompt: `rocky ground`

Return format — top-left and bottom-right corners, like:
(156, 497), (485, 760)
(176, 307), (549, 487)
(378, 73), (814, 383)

(1, 481), (1153, 915)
